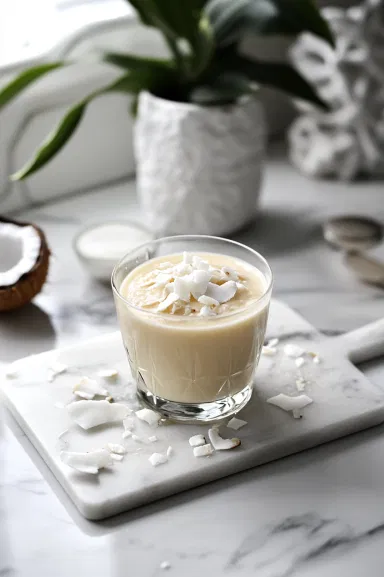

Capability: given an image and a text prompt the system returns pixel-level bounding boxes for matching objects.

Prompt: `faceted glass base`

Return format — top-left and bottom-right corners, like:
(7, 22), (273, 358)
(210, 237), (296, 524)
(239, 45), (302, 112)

(137, 384), (253, 423)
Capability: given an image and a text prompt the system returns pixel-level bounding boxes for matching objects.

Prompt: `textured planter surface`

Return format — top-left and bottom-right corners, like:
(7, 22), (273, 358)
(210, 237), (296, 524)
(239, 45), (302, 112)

(134, 92), (265, 236)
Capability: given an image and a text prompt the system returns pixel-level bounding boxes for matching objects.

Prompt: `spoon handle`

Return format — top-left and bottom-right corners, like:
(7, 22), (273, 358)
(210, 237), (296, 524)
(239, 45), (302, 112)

(344, 252), (384, 288)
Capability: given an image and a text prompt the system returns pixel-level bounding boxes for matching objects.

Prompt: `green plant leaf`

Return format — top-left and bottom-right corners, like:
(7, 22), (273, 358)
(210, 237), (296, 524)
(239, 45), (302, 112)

(104, 52), (174, 72)
(0, 62), (66, 111)
(11, 73), (147, 181)
(190, 72), (253, 104)
(229, 55), (328, 109)
(206, 0), (334, 47)
(273, 0), (334, 47)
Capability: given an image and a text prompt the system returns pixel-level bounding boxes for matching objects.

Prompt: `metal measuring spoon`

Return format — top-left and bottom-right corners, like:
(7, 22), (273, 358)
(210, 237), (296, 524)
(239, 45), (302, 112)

(323, 216), (384, 287)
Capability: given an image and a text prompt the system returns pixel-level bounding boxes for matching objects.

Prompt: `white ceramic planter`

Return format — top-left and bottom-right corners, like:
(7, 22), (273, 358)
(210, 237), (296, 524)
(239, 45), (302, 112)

(134, 91), (266, 236)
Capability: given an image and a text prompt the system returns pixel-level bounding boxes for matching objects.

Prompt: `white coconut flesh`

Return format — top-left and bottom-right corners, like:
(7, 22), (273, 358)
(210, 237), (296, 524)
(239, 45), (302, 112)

(0, 223), (41, 286)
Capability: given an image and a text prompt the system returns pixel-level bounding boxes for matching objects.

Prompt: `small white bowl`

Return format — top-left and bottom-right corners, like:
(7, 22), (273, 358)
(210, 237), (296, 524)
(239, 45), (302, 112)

(74, 221), (154, 282)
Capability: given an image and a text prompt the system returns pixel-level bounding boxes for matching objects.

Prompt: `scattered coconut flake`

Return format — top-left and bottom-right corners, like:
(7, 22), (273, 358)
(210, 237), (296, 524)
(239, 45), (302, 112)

(157, 293), (179, 312)
(208, 428), (241, 450)
(292, 409), (302, 419)
(135, 408), (160, 427)
(73, 376), (109, 400)
(227, 417), (247, 431)
(5, 365), (19, 378)
(236, 282), (246, 290)
(54, 401), (66, 409)
(148, 452), (168, 467)
(313, 355), (321, 364)
(122, 430), (132, 439)
(222, 266), (238, 281)
(160, 561), (171, 571)
(60, 449), (112, 474)
(262, 346), (277, 357)
(267, 338), (279, 348)
(174, 276), (191, 302)
(98, 368), (119, 379)
(284, 344), (305, 358)
(106, 443), (126, 455)
(199, 305), (216, 317)
(198, 295), (219, 307)
(189, 434), (206, 447)
(193, 444), (214, 457)
(111, 453), (124, 461)
(148, 435), (158, 443)
(67, 400), (129, 430)
(205, 281), (237, 304)
(166, 446), (173, 457)
(123, 416), (135, 431)
(266, 393), (313, 412)
(295, 357), (305, 368)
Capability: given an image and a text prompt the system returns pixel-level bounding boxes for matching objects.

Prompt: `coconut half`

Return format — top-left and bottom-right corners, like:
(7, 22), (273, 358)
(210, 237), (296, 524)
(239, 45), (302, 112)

(0, 217), (50, 312)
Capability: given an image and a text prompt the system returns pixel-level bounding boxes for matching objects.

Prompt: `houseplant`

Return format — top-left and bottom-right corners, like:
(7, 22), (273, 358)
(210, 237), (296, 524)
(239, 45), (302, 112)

(0, 0), (333, 235)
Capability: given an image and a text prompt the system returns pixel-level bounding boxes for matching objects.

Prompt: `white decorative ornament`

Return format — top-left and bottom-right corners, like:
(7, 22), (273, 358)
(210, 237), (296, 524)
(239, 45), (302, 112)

(288, 3), (384, 180)
(135, 91), (266, 235)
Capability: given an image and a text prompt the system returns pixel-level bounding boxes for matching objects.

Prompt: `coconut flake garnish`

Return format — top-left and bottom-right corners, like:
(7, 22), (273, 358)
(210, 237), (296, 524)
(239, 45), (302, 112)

(284, 344), (305, 358)
(262, 346), (277, 357)
(148, 452), (168, 467)
(190, 269), (211, 299)
(189, 434), (206, 447)
(174, 276), (191, 302)
(313, 355), (321, 364)
(267, 338), (279, 348)
(67, 400), (129, 430)
(192, 256), (210, 271)
(227, 417), (247, 431)
(208, 427), (241, 450)
(98, 368), (119, 379)
(73, 376), (109, 400)
(155, 272), (173, 287)
(266, 393), (313, 413)
(222, 266), (239, 281)
(198, 295), (219, 307)
(60, 449), (112, 474)
(122, 430), (132, 439)
(160, 561), (171, 570)
(148, 435), (158, 443)
(157, 292), (179, 312)
(295, 357), (305, 368)
(199, 305), (216, 317)
(205, 281), (237, 304)
(296, 377), (306, 391)
(135, 408), (160, 427)
(193, 444), (214, 457)
(166, 446), (173, 457)
(106, 443), (126, 454)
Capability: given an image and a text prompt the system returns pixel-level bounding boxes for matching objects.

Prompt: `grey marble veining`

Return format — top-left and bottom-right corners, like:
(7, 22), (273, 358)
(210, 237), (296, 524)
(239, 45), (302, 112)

(1, 144), (384, 575)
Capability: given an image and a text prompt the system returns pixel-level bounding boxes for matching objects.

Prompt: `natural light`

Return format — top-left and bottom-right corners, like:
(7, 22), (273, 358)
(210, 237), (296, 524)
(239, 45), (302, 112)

(0, 0), (128, 67)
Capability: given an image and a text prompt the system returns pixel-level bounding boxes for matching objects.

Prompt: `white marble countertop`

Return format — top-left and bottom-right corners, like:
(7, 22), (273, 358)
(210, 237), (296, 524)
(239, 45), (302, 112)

(1, 145), (384, 576)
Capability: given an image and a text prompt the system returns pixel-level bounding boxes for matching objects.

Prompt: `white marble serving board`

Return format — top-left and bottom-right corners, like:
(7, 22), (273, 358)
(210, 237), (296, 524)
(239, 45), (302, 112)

(2, 299), (384, 521)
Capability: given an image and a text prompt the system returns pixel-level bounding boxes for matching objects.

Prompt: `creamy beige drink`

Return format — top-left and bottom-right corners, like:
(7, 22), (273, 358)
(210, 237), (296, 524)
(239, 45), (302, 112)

(115, 252), (269, 405)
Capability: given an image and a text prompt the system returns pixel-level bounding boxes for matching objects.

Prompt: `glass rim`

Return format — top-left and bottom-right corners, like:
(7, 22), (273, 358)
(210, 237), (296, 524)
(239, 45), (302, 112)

(111, 234), (273, 320)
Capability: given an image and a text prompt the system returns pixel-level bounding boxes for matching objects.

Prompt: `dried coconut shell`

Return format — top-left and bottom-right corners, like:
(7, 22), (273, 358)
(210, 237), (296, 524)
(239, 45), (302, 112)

(0, 216), (50, 312)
